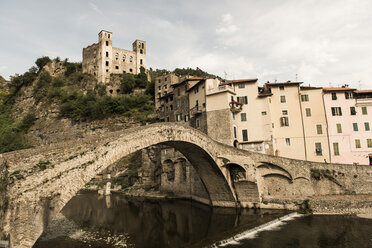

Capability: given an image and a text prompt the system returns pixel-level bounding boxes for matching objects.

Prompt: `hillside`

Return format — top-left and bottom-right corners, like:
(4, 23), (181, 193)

(0, 57), (219, 154)
(0, 57), (154, 153)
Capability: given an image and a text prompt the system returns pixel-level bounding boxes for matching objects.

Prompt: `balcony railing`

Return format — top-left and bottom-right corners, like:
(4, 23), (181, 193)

(190, 105), (203, 116)
(229, 101), (243, 112)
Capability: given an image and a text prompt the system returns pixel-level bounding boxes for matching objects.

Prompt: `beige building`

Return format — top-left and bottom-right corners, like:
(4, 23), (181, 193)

(82, 30), (146, 84)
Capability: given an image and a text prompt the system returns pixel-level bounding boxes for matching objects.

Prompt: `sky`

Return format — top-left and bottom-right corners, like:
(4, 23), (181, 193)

(0, 0), (371, 89)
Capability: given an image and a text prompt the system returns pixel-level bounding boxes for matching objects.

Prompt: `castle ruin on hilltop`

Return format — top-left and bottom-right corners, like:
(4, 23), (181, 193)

(82, 30), (146, 86)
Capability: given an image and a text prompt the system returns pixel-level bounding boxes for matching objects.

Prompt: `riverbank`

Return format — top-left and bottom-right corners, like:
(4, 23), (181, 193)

(263, 194), (372, 214)
(86, 185), (372, 214)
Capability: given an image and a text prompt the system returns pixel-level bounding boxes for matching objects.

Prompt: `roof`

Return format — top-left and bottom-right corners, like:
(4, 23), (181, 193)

(300, 86), (322, 90)
(323, 87), (356, 92)
(266, 81), (302, 86)
(187, 79), (205, 92)
(172, 76), (205, 87)
(354, 90), (372, 94)
(220, 78), (258, 85)
(99, 30), (112, 34)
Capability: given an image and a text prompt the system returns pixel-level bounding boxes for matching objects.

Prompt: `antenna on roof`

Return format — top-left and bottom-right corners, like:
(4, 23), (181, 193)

(295, 73), (298, 81)
(358, 80), (361, 90)
(224, 71), (227, 81)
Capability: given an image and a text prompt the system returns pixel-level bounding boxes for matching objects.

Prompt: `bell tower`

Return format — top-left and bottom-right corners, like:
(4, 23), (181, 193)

(98, 30), (113, 83)
(132, 40), (146, 74)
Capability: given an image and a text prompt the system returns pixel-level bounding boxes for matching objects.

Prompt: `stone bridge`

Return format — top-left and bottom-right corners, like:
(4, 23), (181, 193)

(1, 123), (372, 248)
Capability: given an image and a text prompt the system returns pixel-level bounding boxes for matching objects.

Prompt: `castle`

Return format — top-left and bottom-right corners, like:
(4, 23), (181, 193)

(82, 30), (146, 84)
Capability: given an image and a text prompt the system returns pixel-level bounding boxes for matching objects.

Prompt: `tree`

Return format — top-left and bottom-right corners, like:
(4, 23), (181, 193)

(120, 73), (136, 94)
(35, 56), (51, 72)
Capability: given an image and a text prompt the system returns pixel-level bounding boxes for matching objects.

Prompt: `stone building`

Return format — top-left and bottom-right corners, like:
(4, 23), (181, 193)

(82, 30), (146, 85)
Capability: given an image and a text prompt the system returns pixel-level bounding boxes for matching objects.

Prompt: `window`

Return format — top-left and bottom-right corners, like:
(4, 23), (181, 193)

(140, 49), (143, 54)
(237, 96), (248, 104)
(241, 113), (247, 122)
(109, 89), (113, 94)
(176, 114), (182, 121)
(233, 126), (237, 139)
(196, 119), (200, 128)
(315, 143), (322, 156)
(105, 41), (109, 46)
(194, 86), (199, 94)
(242, 130), (248, 141)
(140, 59), (143, 64)
(285, 138), (291, 146)
(231, 96), (234, 102)
(367, 139), (372, 148)
(350, 107), (356, 115)
(280, 95), (286, 103)
(105, 61), (109, 66)
(261, 111), (267, 116)
(353, 123), (358, 131)
(123, 54), (126, 59)
(355, 139), (361, 148)
(115, 66), (119, 69)
(130, 56), (133, 62)
(282, 110), (288, 115)
(129, 68), (133, 72)
(362, 107), (368, 115)
(333, 143), (340, 156)
(158, 86), (161, 90)
(165, 77), (167, 82)
(301, 94), (309, 102)
(115, 52), (118, 57)
(164, 84), (167, 89)
(280, 116), (289, 127)
(196, 100), (199, 107)
(232, 113), (235, 120)
(331, 107), (342, 116)
(184, 114), (189, 122)
(170, 105), (173, 110)
(279, 86), (284, 90)
(106, 51), (109, 57)
(305, 108), (311, 117)
(331, 92), (337, 100)
(336, 123), (342, 133)
(177, 88), (181, 96)
(142, 43), (144, 49)
(365, 122), (370, 131)
(238, 83), (245, 88)
(316, 124), (323, 134)
(108, 34), (110, 38)
(345, 92), (353, 99)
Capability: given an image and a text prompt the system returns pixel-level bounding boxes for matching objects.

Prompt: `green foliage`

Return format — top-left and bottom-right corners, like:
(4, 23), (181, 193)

(63, 60), (82, 77)
(37, 160), (50, 171)
(60, 91), (154, 123)
(18, 113), (36, 132)
(9, 67), (38, 93)
(173, 67), (220, 79)
(34, 72), (52, 103)
(299, 199), (313, 214)
(35, 56), (51, 72)
(120, 73), (136, 94)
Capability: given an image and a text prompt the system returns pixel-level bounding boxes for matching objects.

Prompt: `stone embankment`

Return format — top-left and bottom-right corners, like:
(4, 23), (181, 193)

(262, 194), (372, 214)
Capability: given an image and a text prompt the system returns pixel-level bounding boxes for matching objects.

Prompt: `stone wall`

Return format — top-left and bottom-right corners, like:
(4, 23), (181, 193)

(0, 158), (9, 241)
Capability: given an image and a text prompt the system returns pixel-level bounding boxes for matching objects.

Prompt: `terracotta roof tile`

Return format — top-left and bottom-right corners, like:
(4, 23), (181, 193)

(220, 78), (258, 85)
(323, 88), (356, 92)
(355, 90), (372, 94)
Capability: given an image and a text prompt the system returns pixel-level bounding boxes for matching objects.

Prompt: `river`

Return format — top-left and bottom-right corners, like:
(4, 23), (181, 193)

(33, 191), (372, 248)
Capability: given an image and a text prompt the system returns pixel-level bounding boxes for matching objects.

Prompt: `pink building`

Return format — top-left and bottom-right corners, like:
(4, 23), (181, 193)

(323, 88), (372, 165)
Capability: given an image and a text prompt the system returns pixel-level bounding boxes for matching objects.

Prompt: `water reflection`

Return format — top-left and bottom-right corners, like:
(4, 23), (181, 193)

(228, 215), (372, 248)
(34, 191), (289, 248)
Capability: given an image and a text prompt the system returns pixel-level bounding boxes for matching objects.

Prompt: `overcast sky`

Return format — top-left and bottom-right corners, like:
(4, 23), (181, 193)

(0, 0), (371, 89)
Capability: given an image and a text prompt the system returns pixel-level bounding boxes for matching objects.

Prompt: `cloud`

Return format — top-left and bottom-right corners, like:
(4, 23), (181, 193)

(89, 2), (102, 15)
(216, 13), (238, 34)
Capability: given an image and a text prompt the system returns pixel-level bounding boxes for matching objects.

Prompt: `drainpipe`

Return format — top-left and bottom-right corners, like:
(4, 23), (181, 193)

(322, 91), (332, 163)
(298, 87), (307, 161)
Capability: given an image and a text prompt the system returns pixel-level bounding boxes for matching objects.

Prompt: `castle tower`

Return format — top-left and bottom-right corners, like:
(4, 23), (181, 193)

(98, 30), (113, 83)
(132, 40), (146, 74)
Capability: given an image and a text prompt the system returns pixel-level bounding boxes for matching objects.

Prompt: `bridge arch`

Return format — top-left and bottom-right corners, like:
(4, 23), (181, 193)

(6, 124), (237, 247)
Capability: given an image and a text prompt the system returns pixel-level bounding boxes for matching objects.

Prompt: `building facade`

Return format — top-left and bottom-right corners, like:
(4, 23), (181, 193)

(82, 30), (146, 84)
(323, 88), (372, 165)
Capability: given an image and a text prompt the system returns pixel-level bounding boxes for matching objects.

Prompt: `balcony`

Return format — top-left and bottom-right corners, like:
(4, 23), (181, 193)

(190, 105), (203, 116)
(229, 101), (243, 112)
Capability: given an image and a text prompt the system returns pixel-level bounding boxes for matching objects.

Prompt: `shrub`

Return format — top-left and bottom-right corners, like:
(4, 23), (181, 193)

(35, 56), (51, 72)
